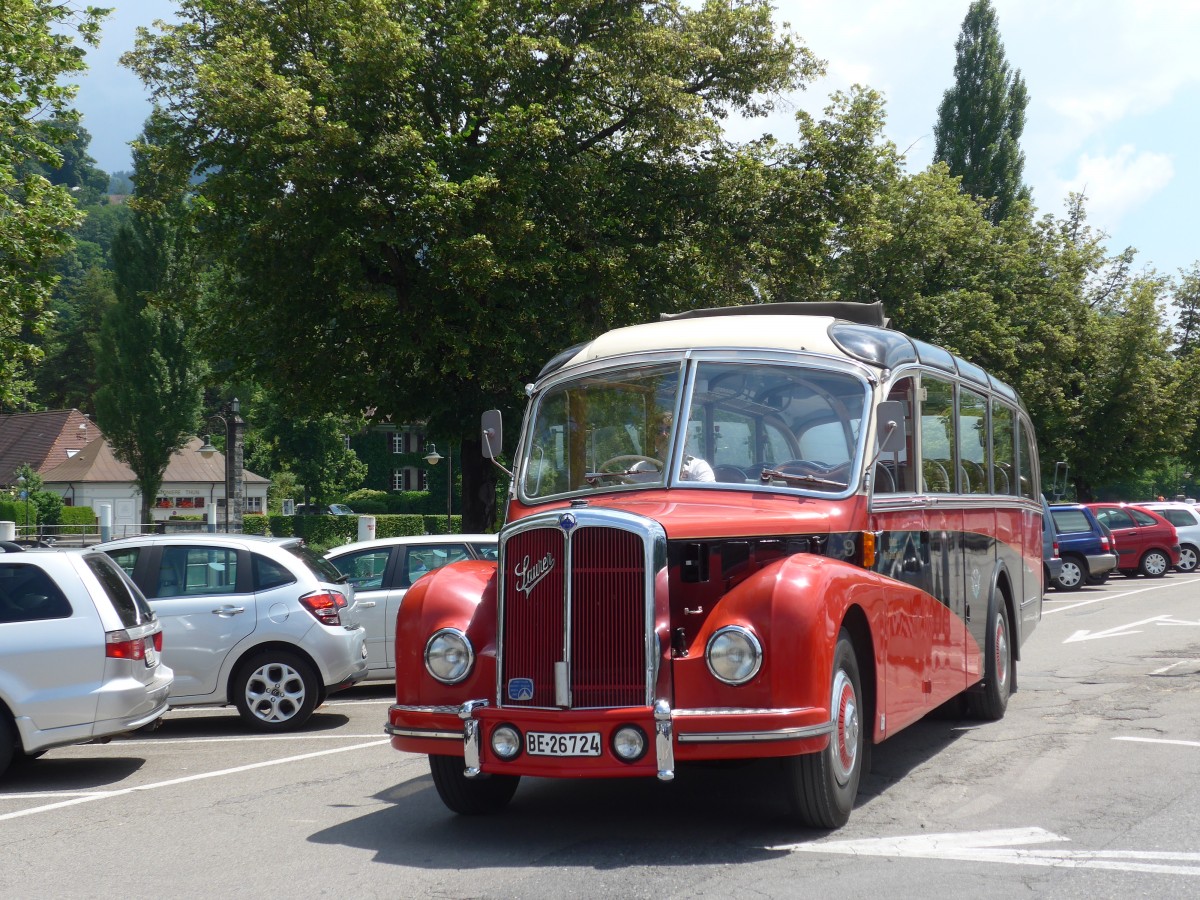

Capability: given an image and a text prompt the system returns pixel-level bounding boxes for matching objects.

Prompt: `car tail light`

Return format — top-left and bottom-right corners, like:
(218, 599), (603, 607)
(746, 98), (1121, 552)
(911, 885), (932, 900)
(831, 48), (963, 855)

(106, 629), (146, 660)
(1101, 534), (1112, 551)
(1053, 539), (1060, 557)
(153, 631), (163, 652)
(300, 590), (348, 626)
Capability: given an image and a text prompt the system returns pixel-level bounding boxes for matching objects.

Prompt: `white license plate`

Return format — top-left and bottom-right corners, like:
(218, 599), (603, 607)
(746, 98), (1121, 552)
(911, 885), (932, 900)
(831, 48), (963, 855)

(145, 646), (158, 667)
(526, 731), (602, 757)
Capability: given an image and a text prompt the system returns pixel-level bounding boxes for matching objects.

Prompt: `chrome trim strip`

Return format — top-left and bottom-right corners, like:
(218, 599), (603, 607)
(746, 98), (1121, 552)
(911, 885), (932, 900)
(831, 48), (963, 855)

(654, 699), (675, 781)
(677, 721), (835, 743)
(384, 725), (462, 741)
(673, 706), (818, 716)
(389, 703), (463, 715)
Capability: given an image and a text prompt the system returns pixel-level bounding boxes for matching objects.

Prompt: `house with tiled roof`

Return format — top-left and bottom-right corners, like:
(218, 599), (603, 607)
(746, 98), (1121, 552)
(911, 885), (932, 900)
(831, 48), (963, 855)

(2, 411), (269, 529)
(0, 410), (97, 484)
(41, 436), (270, 528)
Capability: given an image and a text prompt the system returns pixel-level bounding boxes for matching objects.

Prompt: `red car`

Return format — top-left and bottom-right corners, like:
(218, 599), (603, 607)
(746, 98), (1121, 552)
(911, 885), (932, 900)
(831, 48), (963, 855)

(1085, 503), (1181, 577)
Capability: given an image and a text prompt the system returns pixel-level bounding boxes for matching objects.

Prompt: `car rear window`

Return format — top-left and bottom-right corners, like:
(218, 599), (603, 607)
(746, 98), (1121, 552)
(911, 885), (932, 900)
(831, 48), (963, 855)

(285, 542), (346, 583)
(1051, 509), (1092, 533)
(85, 553), (154, 627)
(1160, 508), (1199, 527)
(253, 553), (296, 591)
(0, 562), (72, 622)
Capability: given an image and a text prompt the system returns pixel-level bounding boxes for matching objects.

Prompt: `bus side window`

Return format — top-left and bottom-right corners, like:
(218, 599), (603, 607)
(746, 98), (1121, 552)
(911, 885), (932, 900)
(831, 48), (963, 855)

(921, 377), (956, 494)
(992, 403), (1016, 495)
(875, 378), (914, 493)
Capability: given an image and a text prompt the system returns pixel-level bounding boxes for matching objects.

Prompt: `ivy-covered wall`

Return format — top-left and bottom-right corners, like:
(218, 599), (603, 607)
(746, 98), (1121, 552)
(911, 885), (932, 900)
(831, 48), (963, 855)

(347, 427), (457, 516)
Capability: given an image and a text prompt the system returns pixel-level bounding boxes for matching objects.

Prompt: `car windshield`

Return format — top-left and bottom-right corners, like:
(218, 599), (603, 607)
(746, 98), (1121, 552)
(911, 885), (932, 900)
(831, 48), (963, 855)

(520, 359), (868, 500)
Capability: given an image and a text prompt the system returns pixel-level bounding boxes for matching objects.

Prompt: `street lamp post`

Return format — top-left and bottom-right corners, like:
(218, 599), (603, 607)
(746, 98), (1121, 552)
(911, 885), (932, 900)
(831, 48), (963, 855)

(197, 399), (246, 533)
(16, 475), (28, 539)
(424, 443), (452, 534)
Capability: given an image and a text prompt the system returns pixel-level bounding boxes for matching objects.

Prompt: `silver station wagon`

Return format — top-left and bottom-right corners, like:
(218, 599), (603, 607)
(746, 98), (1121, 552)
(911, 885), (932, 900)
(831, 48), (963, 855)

(0, 542), (173, 775)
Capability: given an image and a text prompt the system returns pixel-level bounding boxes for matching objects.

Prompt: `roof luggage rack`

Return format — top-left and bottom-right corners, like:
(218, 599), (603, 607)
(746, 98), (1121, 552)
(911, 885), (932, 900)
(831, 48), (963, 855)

(659, 301), (888, 327)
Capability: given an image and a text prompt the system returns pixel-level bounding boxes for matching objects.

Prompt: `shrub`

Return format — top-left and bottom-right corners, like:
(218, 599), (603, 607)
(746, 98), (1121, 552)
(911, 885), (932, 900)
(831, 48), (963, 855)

(60, 506), (97, 535)
(243, 514), (270, 535)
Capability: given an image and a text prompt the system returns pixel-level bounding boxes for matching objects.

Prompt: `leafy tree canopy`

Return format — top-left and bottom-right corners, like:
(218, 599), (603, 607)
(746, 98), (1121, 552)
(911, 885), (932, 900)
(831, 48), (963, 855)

(123, 0), (819, 528)
(0, 0), (109, 407)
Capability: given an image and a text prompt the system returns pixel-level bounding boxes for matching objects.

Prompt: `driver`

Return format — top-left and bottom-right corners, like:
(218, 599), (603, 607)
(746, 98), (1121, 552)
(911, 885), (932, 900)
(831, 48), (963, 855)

(645, 412), (715, 483)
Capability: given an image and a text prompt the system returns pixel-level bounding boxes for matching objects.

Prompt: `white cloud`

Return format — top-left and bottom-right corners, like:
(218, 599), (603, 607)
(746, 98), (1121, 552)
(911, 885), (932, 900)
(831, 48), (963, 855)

(1054, 146), (1175, 229)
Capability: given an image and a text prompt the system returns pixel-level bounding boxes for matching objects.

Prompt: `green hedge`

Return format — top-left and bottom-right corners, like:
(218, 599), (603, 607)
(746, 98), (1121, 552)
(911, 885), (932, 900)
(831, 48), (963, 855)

(241, 513), (464, 556)
(0, 499), (37, 529)
(60, 506), (98, 535)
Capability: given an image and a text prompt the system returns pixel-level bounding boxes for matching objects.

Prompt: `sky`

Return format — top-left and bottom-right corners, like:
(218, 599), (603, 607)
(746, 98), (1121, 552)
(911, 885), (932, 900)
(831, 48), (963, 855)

(73, 0), (1200, 281)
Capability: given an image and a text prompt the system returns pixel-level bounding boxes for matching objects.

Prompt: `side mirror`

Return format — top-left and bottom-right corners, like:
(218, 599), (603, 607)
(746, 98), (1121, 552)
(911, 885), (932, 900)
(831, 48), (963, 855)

(876, 400), (907, 452)
(481, 410), (503, 460)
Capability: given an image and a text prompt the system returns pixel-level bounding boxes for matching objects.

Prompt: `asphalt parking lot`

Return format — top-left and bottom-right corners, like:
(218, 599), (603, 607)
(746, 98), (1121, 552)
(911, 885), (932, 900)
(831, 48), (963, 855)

(4, 574), (1200, 899)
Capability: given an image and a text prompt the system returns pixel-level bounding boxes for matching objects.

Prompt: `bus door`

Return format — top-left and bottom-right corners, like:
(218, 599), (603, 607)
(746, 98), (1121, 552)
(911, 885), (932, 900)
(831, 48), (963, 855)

(920, 376), (970, 699)
(959, 385), (996, 684)
(871, 376), (933, 730)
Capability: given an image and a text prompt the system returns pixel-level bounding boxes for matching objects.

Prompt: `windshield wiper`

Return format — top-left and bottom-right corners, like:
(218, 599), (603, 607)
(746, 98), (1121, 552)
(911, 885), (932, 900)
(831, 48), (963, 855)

(759, 467), (846, 489)
(584, 465), (659, 485)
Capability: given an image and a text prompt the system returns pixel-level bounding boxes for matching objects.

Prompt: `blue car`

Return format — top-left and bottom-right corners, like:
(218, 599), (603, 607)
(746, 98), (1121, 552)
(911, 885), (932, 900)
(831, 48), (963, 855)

(1049, 504), (1118, 591)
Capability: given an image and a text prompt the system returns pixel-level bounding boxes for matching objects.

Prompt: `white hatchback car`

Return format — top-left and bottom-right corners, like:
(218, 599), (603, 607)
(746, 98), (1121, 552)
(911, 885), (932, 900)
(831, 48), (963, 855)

(100, 534), (367, 731)
(325, 534), (498, 681)
(1136, 501), (1200, 573)
(1, 542), (173, 775)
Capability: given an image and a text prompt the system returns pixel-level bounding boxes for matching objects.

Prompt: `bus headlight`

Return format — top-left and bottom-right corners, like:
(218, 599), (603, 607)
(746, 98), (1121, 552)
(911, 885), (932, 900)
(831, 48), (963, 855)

(706, 625), (762, 685)
(424, 628), (474, 684)
(491, 725), (522, 760)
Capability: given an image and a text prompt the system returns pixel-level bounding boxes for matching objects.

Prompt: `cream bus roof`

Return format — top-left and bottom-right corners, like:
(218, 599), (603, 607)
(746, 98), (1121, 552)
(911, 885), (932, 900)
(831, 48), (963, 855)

(559, 315), (846, 371)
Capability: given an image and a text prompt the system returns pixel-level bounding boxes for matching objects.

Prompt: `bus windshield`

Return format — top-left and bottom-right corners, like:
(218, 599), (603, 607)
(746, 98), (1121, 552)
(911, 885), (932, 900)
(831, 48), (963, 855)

(520, 360), (869, 499)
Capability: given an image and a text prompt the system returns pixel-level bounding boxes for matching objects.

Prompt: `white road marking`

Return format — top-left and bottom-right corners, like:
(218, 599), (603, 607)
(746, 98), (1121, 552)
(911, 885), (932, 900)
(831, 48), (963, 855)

(1151, 659), (1200, 675)
(773, 827), (1200, 876)
(1044, 577), (1199, 615)
(1064, 615), (1174, 643)
(0, 739), (389, 822)
(125, 733), (388, 745)
(1115, 736), (1200, 749)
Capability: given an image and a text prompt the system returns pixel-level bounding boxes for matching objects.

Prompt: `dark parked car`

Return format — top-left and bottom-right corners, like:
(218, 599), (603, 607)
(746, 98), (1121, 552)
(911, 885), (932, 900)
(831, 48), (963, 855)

(1041, 495), (1062, 594)
(1049, 504), (1118, 591)
(1086, 503), (1181, 578)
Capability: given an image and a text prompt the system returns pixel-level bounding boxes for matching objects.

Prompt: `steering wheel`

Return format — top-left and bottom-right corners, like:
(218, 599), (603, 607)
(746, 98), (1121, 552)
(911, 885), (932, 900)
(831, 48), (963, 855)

(598, 454), (662, 473)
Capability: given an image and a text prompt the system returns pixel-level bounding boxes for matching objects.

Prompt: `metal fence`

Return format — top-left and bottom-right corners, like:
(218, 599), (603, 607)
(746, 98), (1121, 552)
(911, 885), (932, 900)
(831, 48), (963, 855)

(6, 520), (227, 548)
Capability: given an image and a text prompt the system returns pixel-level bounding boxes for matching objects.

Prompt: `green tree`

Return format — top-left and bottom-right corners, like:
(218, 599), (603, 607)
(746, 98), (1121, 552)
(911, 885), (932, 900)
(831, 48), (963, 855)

(123, 0), (817, 531)
(933, 0), (1030, 224)
(94, 136), (205, 528)
(1173, 263), (1200, 357)
(1067, 277), (1185, 498)
(0, 0), (109, 407)
(21, 117), (110, 205)
(244, 388), (367, 508)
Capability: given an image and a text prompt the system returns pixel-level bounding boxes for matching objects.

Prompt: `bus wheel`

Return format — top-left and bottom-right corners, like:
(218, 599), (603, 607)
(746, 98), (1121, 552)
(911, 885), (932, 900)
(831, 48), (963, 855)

(782, 631), (864, 828)
(968, 594), (1012, 721)
(428, 755), (520, 815)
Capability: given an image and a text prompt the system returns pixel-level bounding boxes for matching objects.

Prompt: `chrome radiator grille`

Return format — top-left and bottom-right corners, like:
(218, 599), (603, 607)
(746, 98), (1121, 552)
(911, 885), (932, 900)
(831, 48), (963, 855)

(500, 522), (648, 709)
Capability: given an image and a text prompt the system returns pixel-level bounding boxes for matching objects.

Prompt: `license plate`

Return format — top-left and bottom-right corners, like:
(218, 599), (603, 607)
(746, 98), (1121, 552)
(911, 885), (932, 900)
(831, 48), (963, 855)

(526, 731), (602, 757)
(145, 646), (158, 667)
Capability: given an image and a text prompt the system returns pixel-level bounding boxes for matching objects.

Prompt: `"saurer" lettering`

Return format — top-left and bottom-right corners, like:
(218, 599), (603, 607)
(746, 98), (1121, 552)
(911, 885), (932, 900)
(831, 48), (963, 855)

(514, 552), (555, 598)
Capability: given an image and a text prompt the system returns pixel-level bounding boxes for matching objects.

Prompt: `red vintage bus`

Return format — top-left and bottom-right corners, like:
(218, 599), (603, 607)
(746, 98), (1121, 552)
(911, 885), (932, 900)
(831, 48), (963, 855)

(386, 302), (1043, 827)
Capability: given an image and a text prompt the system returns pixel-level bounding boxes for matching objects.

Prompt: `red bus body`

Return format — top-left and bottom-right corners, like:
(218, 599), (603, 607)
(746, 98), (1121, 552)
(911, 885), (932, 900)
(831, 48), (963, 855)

(388, 303), (1042, 827)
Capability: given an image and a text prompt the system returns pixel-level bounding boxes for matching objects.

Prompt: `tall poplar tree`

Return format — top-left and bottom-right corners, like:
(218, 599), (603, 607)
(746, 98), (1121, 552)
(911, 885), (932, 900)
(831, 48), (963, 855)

(933, 0), (1030, 223)
(94, 128), (205, 528)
